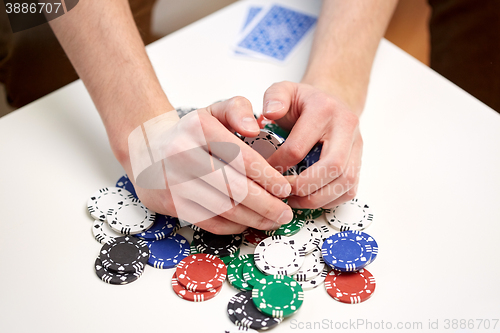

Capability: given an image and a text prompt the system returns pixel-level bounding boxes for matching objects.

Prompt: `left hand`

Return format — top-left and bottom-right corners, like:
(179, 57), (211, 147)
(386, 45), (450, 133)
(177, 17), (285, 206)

(262, 81), (363, 209)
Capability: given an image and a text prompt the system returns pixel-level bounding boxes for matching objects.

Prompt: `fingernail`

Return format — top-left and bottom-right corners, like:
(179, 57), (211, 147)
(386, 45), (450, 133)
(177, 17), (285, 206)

(277, 208), (293, 225)
(241, 117), (259, 132)
(281, 183), (292, 197)
(264, 100), (284, 114)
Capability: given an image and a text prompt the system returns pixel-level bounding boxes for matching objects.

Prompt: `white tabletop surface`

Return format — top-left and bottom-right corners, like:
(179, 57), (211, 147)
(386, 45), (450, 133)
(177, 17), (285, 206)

(1, 0), (499, 332)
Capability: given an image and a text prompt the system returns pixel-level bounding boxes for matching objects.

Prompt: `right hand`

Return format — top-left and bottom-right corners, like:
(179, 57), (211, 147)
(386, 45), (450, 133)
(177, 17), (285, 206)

(119, 97), (294, 234)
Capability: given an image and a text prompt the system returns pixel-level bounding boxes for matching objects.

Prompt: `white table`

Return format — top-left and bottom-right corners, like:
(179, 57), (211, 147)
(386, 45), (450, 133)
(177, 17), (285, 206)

(1, 0), (499, 332)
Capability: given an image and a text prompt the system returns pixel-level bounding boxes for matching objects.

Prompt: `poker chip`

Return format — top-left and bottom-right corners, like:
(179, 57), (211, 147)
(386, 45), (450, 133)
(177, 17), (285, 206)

(146, 233), (190, 269)
(134, 214), (177, 241)
(223, 327), (258, 333)
(115, 174), (138, 199)
(241, 129), (284, 159)
(99, 236), (149, 274)
(87, 187), (135, 221)
(176, 106), (198, 118)
(243, 228), (268, 246)
(192, 229), (242, 256)
(288, 222), (322, 254)
(254, 236), (305, 275)
(227, 255), (253, 291)
(234, 290), (282, 330)
(321, 232), (371, 272)
(301, 144), (322, 170)
(220, 248), (241, 265)
(324, 268), (376, 304)
(265, 210), (305, 236)
(325, 198), (374, 231)
(171, 272), (222, 302)
(299, 266), (329, 290)
(293, 209), (311, 220)
(190, 241), (200, 255)
(227, 293), (244, 325)
(106, 198), (156, 235)
(176, 254), (227, 292)
(92, 219), (123, 245)
(252, 275), (304, 318)
(292, 248), (325, 281)
(242, 256), (268, 288)
(94, 257), (142, 285)
(307, 208), (323, 220)
(263, 123), (289, 139)
(351, 230), (378, 264)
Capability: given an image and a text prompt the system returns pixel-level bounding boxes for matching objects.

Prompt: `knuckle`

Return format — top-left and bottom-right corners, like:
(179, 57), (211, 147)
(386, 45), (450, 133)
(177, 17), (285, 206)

(283, 142), (306, 163)
(229, 96), (252, 111)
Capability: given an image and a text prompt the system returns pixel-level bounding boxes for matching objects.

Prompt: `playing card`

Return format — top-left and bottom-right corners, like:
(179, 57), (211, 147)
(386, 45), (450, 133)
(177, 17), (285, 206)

(235, 4), (317, 62)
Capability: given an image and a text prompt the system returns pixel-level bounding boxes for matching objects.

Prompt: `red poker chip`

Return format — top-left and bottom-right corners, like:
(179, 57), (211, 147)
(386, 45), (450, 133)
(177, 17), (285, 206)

(324, 268), (376, 304)
(175, 253), (227, 292)
(257, 114), (275, 129)
(171, 272), (222, 302)
(243, 228), (268, 246)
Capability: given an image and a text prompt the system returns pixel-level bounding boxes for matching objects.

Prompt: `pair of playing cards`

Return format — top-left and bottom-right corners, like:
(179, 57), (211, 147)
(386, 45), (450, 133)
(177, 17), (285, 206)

(234, 4), (317, 63)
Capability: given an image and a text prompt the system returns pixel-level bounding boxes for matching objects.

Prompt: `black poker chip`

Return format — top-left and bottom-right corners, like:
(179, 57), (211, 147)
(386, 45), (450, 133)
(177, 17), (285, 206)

(192, 229), (242, 257)
(99, 236), (149, 274)
(227, 293), (243, 325)
(233, 291), (282, 331)
(94, 257), (142, 285)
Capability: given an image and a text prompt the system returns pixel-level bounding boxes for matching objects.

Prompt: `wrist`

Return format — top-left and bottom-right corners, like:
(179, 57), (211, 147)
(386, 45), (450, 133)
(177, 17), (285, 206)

(104, 96), (178, 168)
(301, 72), (367, 116)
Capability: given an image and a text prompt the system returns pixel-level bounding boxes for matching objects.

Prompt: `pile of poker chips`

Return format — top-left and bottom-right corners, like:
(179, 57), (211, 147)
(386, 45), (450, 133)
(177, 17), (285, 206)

(84, 120), (380, 331)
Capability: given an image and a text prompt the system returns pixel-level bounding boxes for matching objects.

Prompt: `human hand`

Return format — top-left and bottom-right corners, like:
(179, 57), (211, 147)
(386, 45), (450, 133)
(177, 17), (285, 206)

(118, 97), (293, 234)
(262, 81), (363, 209)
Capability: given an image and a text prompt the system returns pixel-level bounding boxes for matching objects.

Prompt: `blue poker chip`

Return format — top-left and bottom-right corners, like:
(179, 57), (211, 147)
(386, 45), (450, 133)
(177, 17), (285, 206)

(116, 174), (138, 199)
(350, 230), (378, 264)
(134, 214), (178, 241)
(146, 233), (190, 269)
(321, 231), (371, 272)
(298, 144), (322, 173)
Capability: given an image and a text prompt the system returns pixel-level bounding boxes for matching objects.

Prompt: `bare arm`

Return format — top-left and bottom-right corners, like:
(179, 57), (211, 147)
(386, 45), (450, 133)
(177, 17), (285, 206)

(49, 0), (176, 165)
(302, 0), (398, 114)
(264, 0), (397, 208)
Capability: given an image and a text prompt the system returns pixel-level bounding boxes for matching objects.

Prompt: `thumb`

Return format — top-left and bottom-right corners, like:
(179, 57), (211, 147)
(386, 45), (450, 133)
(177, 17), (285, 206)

(206, 96), (260, 137)
(262, 81), (296, 120)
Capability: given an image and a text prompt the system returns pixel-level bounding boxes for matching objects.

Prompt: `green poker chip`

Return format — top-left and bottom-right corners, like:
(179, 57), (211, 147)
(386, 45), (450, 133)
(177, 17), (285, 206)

(293, 208), (311, 220)
(263, 123), (289, 139)
(227, 254), (253, 291)
(190, 241), (200, 255)
(265, 210), (305, 236)
(252, 275), (304, 318)
(242, 256), (268, 287)
(306, 208), (323, 219)
(220, 248), (240, 265)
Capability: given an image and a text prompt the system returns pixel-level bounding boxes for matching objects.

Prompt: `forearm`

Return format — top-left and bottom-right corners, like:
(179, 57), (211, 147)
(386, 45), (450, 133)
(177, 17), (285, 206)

(302, 0), (398, 114)
(49, 0), (177, 163)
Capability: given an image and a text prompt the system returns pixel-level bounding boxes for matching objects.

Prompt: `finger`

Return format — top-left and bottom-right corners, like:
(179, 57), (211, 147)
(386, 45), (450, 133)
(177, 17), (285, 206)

(207, 96), (260, 137)
(291, 120), (360, 197)
(321, 181), (359, 209)
(182, 173), (293, 229)
(287, 137), (362, 206)
(195, 112), (292, 198)
(190, 212), (248, 235)
(262, 81), (296, 121)
(266, 104), (326, 173)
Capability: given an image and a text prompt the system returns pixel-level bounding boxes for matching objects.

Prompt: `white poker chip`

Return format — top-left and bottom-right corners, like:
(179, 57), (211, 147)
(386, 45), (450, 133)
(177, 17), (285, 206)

(106, 198), (156, 235)
(254, 235), (305, 276)
(288, 221), (322, 254)
(325, 198), (373, 231)
(92, 219), (124, 244)
(87, 187), (135, 221)
(241, 129), (284, 159)
(307, 213), (336, 241)
(298, 266), (329, 290)
(292, 247), (325, 282)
